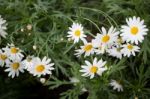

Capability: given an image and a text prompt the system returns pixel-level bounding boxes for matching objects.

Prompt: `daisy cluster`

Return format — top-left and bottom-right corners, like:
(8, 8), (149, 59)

(67, 16), (148, 92)
(0, 16), (54, 78)
(0, 44), (54, 78)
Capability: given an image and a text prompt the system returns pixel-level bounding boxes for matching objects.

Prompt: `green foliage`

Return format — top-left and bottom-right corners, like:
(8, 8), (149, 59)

(0, 0), (150, 99)
(45, 76), (71, 90)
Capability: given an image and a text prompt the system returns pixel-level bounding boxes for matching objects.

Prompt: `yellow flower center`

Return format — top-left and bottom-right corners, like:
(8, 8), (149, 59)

(131, 26), (138, 35)
(36, 65), (45, 72)
(11, 47), (19, 54)
(102, 35), (110, 43)
(74, 30), (81, 37)
(84, 44), (93, 52)
(12, 62), (20, 70)
(127, 44), (133, 50)
(90, 66), (98, 73)
(0, 54), (7, 60)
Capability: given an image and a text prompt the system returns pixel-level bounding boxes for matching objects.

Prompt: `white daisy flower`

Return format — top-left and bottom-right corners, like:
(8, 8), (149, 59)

(80, 58), (107, 79)
(5, 58), (25, 78)
(67, 23), (86, 43)
(74, 40), (94, 57)
(121, 43), (140, 57)
(107, 46), (122, 59)
(120, 16), (148, 45)
(29, 56), (54, 77)
(0, 15), (7, 38)
(0, 49), (9, 67)
(23, 55), (35, 71)
(3, 44), (24, 60)
(109, 79), (123, 92)
(94, 26), (119, 48)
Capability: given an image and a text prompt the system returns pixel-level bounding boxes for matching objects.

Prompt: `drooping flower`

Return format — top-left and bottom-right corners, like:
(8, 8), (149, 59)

(23, 55), (35, 71)
(109, 79), (123, 92)
(69, 77), (80, 83)
(0, 15), (7, 38)
(107, 46), (122, 59)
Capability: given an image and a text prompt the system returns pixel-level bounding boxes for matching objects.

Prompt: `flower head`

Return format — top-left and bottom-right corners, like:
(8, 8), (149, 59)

(0, 49), (9, 67)
(107, 46), (122, 59)
(121, 16), (148, 45)
(75, 40), (94, 57)
(67, 23), (86, 43)
(28, 56), (54, 77)
(121, 43), (140, 57)
(23, 55), (35, 71)
(5, 58), (25, 78)
(109, 79), (123, 92)
(69, 77), (80, 84)
(3, 44), (24, 60)
(0, 15), (7, 38)
(94, 26), (119, 47)
(80, 58), (107, 79)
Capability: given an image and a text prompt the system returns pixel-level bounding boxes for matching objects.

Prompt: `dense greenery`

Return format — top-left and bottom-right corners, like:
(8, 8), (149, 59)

(0, 0), (150, 99)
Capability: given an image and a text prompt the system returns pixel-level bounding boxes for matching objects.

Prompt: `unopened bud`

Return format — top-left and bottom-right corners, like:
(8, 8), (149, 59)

(61, 38), (64, 41)
(135, 96), (138, 99)
(68, 38), (72, 41)
(28, 33), (31, 36)
(40, 78), (46, 83)
(27, 24), (32, 30)
(21, 28), (24, 32)
(33, 45), (37, 50)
